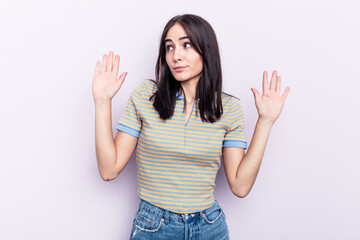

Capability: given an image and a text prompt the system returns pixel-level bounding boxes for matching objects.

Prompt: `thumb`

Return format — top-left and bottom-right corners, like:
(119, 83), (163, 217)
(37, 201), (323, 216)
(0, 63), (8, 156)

(251, 88), (260, 102)
(116, 72), (128, 90)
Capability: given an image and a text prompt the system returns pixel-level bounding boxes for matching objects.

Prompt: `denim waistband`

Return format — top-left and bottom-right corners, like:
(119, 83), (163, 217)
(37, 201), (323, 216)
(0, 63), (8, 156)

(138, 199), (219, 224)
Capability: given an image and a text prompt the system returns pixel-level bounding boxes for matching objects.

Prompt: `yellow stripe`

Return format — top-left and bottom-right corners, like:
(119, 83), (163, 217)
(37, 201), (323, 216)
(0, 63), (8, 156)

(140, 134), (222, 148)
(119, 118), (141, 128)
(185, 123), (231, 131)
(122, 106), (137, 115)
(139, 186), (212, 198)
(138, 175), (215, 187)
(137, 161), (217, 173)
(144, 132), (223, 143)
(143, 128), (225, 139)
(137, 141), (221, 157)
(225, 137), (246, 141)
(138, 181), (213, 194)
(142, 121), (226, 135)
(187, 123), (231, 130)
(139, 190), (213, 202)
(137, 171), (215, 182)
(137, 165), (216, 177)
(139, 139), (221, 153)
(139, 196), (215, 209)
(137, 144), (219, 162)
(138, 111), (232, 129)
(137, 157), (219, 169)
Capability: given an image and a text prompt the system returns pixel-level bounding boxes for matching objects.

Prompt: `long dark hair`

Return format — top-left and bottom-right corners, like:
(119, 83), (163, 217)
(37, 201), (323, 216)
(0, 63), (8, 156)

(150, 14), (230, 123)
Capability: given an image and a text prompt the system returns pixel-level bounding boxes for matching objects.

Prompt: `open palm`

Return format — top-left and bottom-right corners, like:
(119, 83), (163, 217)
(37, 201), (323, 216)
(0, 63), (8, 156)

(92, 51), (127, 102)
(251, 70), (290, 124)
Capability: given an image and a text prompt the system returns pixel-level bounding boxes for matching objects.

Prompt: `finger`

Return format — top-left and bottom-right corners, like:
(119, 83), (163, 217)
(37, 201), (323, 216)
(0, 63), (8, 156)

(117, 72), (128, 89)
(94, 60), (100, 76)
(262, 71), (269, 96)
(281, 86), (290, 102)
(100, 54), (107, 73)
(113, 54), (120, 76)
(270, 70), (277, 91)
(275, 75), (281, 94)
(251, 88), (261, 102)
(107, 51), (114, 72)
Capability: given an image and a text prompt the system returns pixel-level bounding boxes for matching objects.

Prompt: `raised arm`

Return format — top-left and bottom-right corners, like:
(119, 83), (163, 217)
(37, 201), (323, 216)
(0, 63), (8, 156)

(93, 51), (137, 181)
(223, 70), (290, 197)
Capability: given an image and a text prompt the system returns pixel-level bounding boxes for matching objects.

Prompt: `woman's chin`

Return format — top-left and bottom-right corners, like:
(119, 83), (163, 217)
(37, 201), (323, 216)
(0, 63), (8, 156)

(174, 77), (200, 84)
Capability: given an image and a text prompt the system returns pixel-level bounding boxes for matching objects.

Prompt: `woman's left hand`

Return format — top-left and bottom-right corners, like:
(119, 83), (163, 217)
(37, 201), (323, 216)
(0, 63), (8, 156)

(251, 70), (290, 124)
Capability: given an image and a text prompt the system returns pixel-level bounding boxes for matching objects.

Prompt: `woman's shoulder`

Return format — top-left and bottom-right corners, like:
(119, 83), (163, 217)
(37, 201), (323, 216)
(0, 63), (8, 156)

(221, 92), (244, 117)
(141, 79), (157, 89)
(131, 79), (157, 98)
(221, 92), (241, 107)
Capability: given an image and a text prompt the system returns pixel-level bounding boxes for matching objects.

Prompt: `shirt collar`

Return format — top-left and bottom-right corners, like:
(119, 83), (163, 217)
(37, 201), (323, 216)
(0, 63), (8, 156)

(176, 91), (200, 101)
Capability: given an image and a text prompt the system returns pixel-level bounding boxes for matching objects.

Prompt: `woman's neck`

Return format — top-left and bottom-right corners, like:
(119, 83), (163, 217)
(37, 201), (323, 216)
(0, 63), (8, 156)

(180, 79), (199, 102)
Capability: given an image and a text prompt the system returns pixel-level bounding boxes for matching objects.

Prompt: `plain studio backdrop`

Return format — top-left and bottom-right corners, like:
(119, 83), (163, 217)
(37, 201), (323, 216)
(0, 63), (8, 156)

(1, 0), (359, 239)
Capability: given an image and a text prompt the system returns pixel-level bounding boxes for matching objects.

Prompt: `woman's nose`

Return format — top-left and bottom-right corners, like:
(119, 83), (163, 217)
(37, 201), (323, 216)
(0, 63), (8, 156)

(173, 47), (182, 62)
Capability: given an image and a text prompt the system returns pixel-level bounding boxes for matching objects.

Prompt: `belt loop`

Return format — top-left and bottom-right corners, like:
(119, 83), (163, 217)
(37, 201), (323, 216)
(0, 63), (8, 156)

(164, 210), (169, 224)
(199, 210), (204, 220)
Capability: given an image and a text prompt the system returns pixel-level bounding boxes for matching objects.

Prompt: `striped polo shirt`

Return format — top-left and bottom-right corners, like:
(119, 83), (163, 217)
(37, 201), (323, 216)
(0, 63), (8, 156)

(116, 80), (247, 213)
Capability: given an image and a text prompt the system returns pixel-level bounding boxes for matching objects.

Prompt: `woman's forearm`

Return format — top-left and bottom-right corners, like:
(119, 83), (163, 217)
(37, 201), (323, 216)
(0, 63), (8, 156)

(94, 100), (117, 180)
(235, 118), (273, 196)
(232, 70), (289, 197)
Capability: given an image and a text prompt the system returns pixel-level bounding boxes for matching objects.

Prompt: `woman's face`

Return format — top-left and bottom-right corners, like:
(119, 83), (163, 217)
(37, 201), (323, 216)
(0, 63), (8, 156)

(164, 23), (203, 84)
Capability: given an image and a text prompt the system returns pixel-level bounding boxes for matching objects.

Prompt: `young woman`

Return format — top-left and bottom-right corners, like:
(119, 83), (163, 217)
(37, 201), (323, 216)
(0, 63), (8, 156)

(92, 14), (289, 240)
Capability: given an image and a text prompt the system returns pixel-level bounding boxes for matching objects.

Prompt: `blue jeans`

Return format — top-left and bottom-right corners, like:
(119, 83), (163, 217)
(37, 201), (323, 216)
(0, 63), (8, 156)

(129, 199), (229, 240)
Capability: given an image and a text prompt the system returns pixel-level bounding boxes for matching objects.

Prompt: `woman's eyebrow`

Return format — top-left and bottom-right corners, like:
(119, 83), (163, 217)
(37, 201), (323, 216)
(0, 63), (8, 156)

(164, 36), (189, 43)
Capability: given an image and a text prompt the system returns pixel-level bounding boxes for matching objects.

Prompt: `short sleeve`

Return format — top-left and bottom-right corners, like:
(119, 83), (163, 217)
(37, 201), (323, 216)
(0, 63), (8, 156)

(222, 99), (247, 149)
(116, 83), (144, 138)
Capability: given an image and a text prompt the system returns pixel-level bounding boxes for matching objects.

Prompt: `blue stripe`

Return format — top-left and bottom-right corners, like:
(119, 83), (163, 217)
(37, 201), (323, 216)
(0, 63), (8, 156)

(139, 135), (221, 147)
(137, 167), (217, 179)
(138, 139), (222, 155)
(138, 160), (218, 173)
(136, 153), (220, 167)
(137, 175), (215, 189)
(138, 192), (215, 205)
(116, 123), (139, 138)
(136, 149), (219, 163)
(141, 131), (223, 144)
(223, 140), (247, 149)
(139, 185), (213, 196)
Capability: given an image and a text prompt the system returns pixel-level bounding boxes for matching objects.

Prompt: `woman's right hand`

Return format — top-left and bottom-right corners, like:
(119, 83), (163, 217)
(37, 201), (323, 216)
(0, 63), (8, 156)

(92, 51), (128, 103)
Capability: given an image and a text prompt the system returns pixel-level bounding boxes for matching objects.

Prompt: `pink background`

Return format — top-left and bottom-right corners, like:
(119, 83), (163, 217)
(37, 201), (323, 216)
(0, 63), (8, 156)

(1, 0), (359, 239)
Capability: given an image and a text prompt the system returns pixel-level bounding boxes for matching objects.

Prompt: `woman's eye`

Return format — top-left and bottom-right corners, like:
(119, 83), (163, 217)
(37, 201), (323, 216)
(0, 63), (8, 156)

(184, 42), (192, 48)
(166, 45), (174, 51)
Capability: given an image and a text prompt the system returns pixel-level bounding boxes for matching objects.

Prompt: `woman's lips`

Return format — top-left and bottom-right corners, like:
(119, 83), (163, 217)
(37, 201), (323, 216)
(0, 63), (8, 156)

(174, 66), (186, 72)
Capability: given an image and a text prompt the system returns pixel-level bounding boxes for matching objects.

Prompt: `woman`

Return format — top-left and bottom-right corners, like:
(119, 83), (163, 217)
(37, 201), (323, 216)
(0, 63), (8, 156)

(92, 14), (289, 240)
